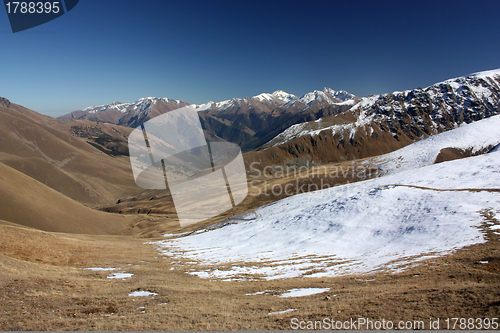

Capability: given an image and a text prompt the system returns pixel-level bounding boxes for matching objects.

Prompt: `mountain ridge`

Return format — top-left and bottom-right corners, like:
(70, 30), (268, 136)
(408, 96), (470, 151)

(59, 88), (361, 151)
(253, 68), (500, 167)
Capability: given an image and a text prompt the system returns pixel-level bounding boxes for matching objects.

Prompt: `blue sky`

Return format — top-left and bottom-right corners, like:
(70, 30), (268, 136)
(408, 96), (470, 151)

(1, 0), (500, 117)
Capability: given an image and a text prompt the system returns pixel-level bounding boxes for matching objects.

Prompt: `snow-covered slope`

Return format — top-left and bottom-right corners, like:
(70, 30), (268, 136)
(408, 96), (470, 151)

(362, 114), (500, 175)
(267, 111), (373, 147)
(152, 119), (500, 280)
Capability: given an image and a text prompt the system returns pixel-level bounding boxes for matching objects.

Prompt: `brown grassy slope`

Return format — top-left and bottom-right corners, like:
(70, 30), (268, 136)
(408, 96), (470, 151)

(53, 119), (134, 157)
(0, 162), (138, 234)
(247, 114), (414, 170)
(0, 103), (141, 205)
(0, 222), (141, 268)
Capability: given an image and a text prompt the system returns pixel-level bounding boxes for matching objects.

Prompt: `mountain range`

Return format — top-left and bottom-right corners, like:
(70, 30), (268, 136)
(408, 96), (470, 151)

(59, 88), (361, 151)
(59, 69), (500, 162)
(256, 68), (500, 167)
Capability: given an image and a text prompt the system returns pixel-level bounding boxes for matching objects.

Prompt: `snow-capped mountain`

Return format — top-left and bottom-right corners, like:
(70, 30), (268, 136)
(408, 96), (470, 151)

(270, 90), (297, 103)
(83, 101), (131, 114)
(196, 89), (360, 150)
(81, 97), (186, 114)
(59, 97), (189, 128)
(353, 68), (500, 136)
(59, 88), (360, 151)
(195, 90), (298, 112)
(295, 88), (357, 106)
(269, 69), (500, 146)
(262, 69), (500, 164)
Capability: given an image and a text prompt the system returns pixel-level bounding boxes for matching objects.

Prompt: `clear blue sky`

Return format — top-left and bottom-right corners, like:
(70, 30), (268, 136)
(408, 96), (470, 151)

(1, 0), (499, 117)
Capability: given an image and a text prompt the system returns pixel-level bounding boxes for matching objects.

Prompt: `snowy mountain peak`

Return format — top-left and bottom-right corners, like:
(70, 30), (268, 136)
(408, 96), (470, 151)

(272, 90), (297, 103)
(194, 98), (241, 111)
(135, 96), (182, 104)
(323, 88), (357, 101)
(299, 88), (357, 106)
(249, 91), (297, 104)
(469, 68), (500, 79)
(252, 93), (276, 103)
(83, 101), (132, 113)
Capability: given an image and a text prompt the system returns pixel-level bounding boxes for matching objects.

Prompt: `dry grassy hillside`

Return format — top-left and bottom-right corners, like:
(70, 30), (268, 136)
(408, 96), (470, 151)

(252, 113), (415, 169)
(0, 102), (140, 205)
(0, 162), (139, 234)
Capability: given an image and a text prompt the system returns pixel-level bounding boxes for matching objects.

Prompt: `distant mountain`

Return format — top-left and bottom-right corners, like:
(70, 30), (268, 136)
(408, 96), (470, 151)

(255, 69), (500, 167)
(59, 68), (500, 160)
(59, 97), (190, 129)
(59, 89), (361, 151)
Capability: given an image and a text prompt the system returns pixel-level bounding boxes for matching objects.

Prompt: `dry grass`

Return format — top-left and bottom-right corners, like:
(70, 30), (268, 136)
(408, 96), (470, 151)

(99, 158), (382, 238)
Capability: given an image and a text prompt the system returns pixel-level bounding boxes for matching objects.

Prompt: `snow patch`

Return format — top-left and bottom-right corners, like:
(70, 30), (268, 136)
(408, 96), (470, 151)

(278, 288), (330, 298)
(128, 291), (158, 297)
(269, 309), (296, 315)
(107, 272), (134, 279)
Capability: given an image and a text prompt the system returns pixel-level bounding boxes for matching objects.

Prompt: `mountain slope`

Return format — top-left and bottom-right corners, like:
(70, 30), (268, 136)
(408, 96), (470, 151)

(0, 100), (140, 205)
(199, 88), (361, 151)
(0, 162), (134, 234)
(360, 114), (500, 176)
